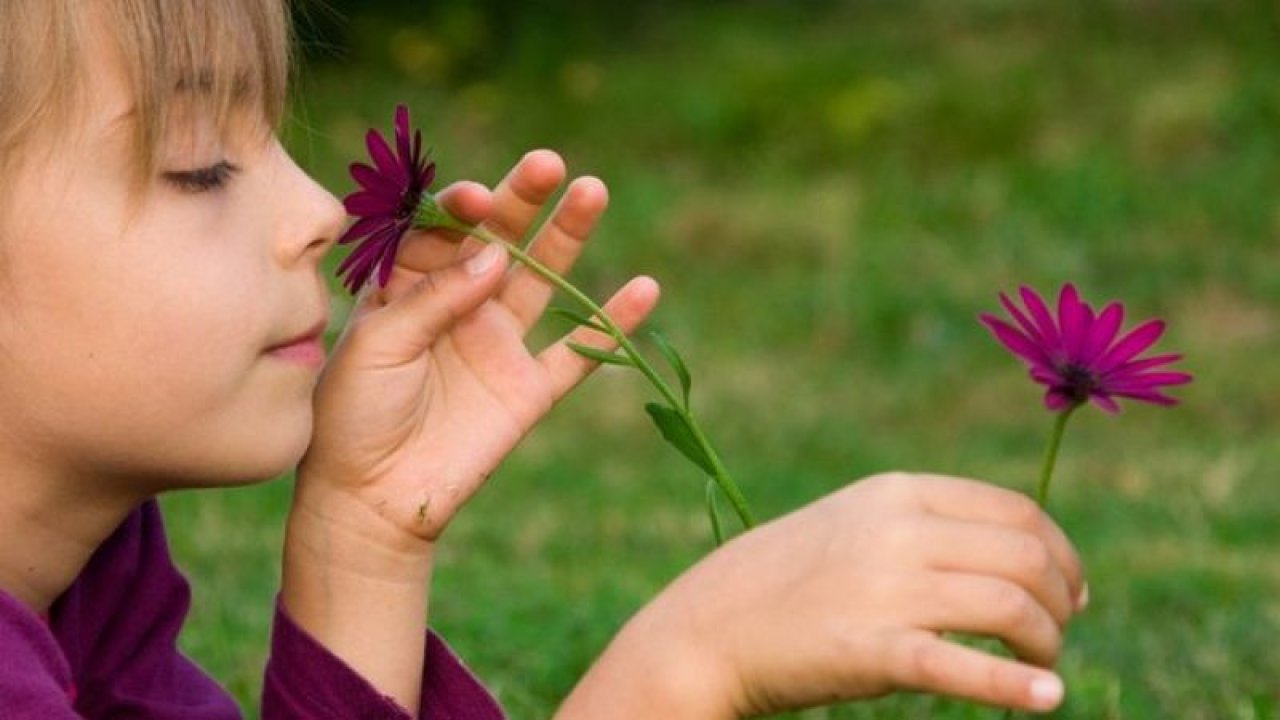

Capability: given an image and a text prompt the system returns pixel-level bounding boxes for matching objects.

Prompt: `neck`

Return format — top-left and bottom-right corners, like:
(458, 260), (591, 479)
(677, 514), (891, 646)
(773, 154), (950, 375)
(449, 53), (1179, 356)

(0, 459), (145, 613)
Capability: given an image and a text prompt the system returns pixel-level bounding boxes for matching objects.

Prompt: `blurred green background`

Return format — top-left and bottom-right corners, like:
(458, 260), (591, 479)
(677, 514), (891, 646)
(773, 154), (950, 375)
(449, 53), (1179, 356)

(161, 1), (1280, 717)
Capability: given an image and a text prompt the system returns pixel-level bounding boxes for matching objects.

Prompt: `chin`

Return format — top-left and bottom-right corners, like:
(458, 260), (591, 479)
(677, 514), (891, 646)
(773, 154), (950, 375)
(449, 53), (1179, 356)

(238, 428), (313, 484)
(176, 417), (314, 489)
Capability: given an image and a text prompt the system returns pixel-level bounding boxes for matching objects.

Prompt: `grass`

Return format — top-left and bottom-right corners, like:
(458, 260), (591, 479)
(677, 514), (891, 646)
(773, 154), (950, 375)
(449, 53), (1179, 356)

(162, 1), (1280, 717)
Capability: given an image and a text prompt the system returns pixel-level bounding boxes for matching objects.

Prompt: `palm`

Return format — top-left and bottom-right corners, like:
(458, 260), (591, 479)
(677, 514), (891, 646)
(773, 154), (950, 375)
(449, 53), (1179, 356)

(302, 153), (657, 541)
(395, 301), (558, 515)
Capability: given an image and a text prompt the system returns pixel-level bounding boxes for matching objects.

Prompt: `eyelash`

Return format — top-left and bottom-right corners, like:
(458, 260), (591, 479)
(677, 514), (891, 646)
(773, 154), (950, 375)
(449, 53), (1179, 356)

(162, 161), (239, 194)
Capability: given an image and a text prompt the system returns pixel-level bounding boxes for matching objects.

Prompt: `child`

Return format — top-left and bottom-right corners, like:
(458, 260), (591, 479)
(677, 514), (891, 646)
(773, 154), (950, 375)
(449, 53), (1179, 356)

(0, 0), (1085, 717)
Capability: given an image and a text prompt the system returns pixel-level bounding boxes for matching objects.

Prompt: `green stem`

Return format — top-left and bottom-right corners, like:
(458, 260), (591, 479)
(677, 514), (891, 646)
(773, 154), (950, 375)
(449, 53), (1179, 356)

(1037, 406), (1077, 507)
(1001, 405), (1079, 720)
(426, 209), (757, 531)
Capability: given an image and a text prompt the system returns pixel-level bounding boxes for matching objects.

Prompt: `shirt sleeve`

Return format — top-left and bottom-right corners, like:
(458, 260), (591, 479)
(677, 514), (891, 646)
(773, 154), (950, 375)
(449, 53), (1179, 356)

(262, 599), (506, 720)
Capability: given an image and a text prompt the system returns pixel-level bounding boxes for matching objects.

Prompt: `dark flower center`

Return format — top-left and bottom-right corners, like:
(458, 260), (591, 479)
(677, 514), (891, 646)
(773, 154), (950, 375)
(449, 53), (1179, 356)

(397, 186), (422, 220)
(1059, 364), (1098, 402)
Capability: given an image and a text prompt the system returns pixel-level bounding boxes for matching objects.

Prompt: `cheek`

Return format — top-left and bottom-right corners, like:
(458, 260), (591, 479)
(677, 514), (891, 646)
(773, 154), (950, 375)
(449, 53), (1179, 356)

(105, 285), (315, 479)
(0, 128), (313, 483)
(0, 257), (313, 485)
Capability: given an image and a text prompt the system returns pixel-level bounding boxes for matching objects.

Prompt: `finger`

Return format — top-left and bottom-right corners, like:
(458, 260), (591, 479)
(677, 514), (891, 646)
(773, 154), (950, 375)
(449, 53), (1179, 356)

(536, 276), (660, 399)
(922, 518), (1076, 627)
(405, 151), (563, 296)
(483, 149), (566, 245)
(355, 244), (509, 364)
(914, 572), (1063, 668)
(910, 474), (1086, 608)
(393, 181), (494, 275)
(499, 177), (608, 331)
(885, 630), (1065, 713)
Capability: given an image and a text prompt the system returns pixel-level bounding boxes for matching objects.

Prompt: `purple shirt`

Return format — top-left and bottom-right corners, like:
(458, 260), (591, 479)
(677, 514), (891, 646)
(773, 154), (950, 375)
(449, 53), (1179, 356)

(0, 502), (506, 719)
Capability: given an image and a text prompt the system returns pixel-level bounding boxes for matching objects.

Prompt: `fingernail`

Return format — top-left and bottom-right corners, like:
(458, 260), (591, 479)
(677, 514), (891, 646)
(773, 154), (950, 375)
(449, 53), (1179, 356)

(465, 244), (503, 275)
(1029, 674), (1064, 710)
(1076, 582), (1090, 611)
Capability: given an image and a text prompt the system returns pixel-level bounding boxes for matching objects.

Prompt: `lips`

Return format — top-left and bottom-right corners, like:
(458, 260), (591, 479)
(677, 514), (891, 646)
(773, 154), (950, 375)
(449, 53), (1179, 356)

(266, 317), (328, 367)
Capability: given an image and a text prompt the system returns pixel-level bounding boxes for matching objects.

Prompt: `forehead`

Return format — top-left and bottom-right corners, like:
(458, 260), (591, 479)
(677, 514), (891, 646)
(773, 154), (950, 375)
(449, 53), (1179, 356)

(1, 0), (287, 185)
(81, 15), (136, 138)
(86, 0), (286, 163)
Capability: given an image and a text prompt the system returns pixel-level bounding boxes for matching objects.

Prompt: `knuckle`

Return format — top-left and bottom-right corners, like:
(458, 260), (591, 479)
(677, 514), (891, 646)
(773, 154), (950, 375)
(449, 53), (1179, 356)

(1004, 493), (1045, 530)
(422, 274), (457, 307)
(1025, 627), (1064, 668)
(984, 661), (1022, 703)
(549, 213), (590, 246)
(989, 583), (1038, 631)
(899, 637), (948, 689)
(1041, 629), (1065, 663)
(415, 268), (443, 295)
(482, 215), (520, 242)
(1012, 534), (1053, 581)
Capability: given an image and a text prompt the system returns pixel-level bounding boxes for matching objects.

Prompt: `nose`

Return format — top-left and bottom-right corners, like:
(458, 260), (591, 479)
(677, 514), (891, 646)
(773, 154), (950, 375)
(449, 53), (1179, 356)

(272, 144), (346, 267)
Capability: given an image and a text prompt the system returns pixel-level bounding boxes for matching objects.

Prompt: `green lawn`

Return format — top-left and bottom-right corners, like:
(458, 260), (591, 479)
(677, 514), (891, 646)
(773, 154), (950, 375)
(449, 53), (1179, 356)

(162, 1), (1280, 717)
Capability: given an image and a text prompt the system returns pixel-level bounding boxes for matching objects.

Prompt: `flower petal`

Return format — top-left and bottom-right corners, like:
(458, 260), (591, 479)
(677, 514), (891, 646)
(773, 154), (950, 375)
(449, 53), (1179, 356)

(366, 128), (409, 188)
(1029, 366), (1062, 386)
(350, 162), (403, 196)
(999, 292), (1045, 345)
(337, 228), (391, 275)
(337, 216), (391, 246)
(1109, 388), (1180, 406)
(1102, 372), (1194, 393)
(1096, 319), (1166, 372)
(1020, 286), (1062, 356)
(981, 315), (1054, 368)
(375, 242), (401, 287)
(1058, 284), (1090, 362)
(418, 157), (436, 191)
(1080, 302), (1124, 366)
(344, 190), (399, 217)
(1102, 353), (1183, 380)
(338, 222), (407, 292)
(1044, 389), (1076, 412)
(337, 250), (377, 292)
(395, 105), (413, 169)
(1089, 391), (1121, 413)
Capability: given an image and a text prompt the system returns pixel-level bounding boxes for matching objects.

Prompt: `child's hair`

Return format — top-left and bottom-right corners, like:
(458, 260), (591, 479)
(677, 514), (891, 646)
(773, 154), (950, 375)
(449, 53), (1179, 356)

(0, 0), (290, 180)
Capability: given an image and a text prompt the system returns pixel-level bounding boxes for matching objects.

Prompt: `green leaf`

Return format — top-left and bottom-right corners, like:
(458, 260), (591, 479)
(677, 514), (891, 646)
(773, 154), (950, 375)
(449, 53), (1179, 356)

(644, 402), (715, 475)
(549, 307), (608, 335)
(567, 342), (633, 367)
(649, 330), (693, 409)
(705, 480), (725, 546)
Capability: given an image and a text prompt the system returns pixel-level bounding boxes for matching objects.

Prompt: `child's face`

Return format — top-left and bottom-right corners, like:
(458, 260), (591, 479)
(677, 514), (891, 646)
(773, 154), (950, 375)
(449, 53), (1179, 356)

(0, 20), (344, 490)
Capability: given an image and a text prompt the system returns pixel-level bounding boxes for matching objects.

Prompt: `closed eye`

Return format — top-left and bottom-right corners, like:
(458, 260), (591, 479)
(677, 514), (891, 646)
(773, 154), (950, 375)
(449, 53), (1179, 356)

(162, 161), (239, 194)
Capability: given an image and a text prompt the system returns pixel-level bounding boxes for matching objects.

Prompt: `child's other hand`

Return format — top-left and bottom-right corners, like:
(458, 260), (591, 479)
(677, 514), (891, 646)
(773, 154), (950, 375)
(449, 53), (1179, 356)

(561, 473), (1086, 717)
(300, 150), (659, 547)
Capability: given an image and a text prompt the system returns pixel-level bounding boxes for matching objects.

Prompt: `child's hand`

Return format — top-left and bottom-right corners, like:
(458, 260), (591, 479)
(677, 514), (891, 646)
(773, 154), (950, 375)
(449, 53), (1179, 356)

(299, 150), (659, 548)
(560, 473), (1086, 717)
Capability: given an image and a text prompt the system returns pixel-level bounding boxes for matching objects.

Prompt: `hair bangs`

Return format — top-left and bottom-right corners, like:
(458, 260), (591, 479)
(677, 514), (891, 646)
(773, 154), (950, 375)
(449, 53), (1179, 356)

(105, 0), (292, 178)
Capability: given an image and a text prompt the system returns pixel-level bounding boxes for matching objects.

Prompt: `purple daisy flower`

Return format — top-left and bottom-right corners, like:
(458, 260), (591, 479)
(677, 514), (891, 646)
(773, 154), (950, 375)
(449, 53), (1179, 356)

(335, 104), (436, 292)
(980, 283), (1192, 413)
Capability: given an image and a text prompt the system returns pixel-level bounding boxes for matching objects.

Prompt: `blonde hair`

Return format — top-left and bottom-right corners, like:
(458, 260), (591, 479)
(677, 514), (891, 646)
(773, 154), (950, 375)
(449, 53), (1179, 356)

(0, 0), (291, 179)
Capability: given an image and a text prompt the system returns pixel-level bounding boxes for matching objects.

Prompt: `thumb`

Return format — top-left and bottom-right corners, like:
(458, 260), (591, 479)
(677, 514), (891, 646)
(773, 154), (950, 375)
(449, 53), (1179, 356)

(357, 243), (508, 362)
